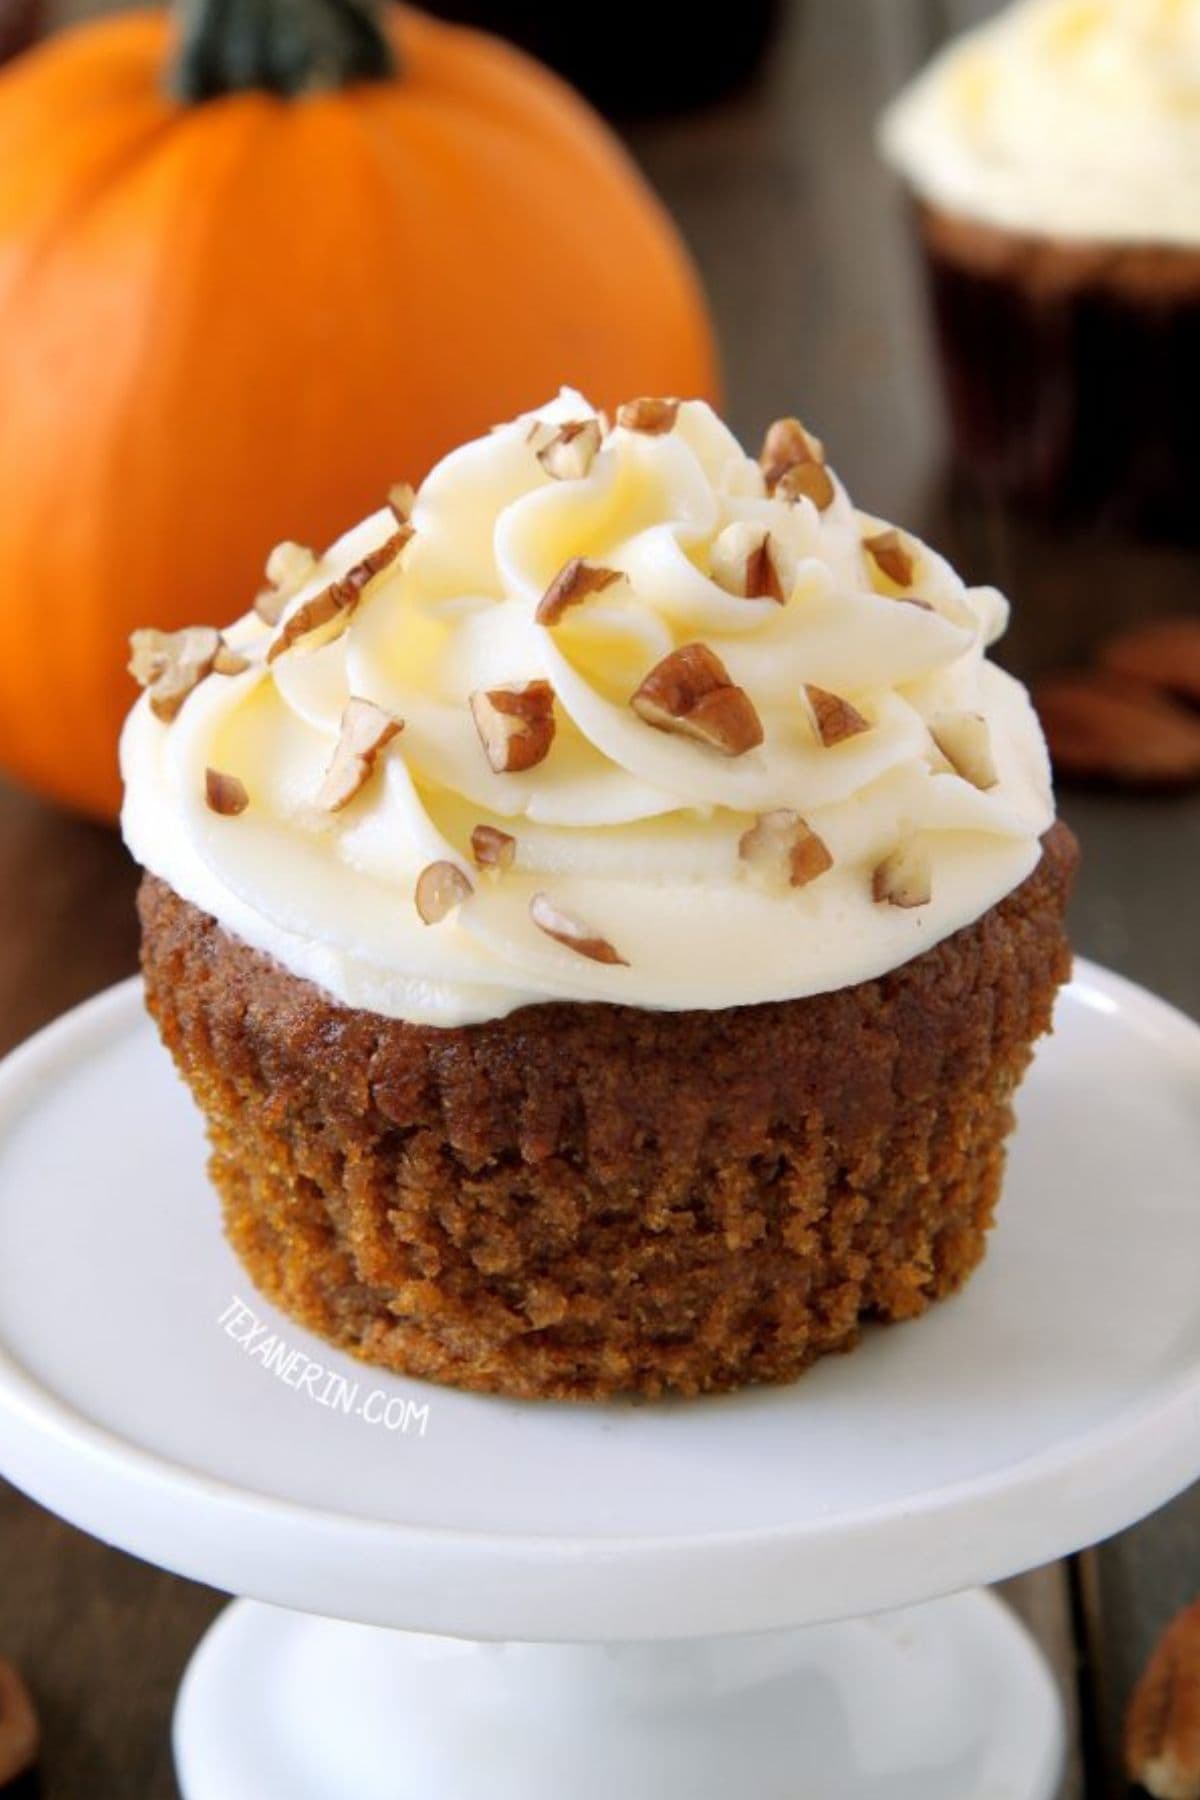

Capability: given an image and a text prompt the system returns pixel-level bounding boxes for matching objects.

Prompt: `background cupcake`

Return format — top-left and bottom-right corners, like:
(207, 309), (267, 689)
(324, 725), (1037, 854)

(880, 0), (1200, 540)
(123, 392), (1074, 1401)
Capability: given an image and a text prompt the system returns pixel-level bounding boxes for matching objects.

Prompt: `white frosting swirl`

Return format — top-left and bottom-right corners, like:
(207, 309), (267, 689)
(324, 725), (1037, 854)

(121, 393), (1053, 1027)
(880, 0), (1200, 245)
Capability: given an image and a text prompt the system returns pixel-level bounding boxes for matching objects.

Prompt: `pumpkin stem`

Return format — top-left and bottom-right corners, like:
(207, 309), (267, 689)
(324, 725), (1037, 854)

(170, 0), (396, 102)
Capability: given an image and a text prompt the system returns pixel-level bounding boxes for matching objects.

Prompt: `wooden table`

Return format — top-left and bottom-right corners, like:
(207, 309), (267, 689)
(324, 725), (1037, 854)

(2, 2), (1197, 1793)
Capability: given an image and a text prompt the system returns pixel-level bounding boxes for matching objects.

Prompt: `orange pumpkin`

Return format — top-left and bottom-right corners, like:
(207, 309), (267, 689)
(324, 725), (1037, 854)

(0, 1), (719, 819)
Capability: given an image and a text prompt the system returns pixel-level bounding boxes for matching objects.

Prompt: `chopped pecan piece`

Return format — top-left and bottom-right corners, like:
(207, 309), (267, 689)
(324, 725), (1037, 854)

(255, 541), (317, 624)
(931, 710), (999, 790)
(204, 768), (248, 816)
(739, 810), (833, 888)
(212, 643), (251, 676)
(759, 416), (834, 509)
(863, 527), (914, 588)
(415, 861), (473, 924)
(802, 683), (871, 747)
(535, 557), (621, 626)
(774, 460), (836, 510)
(315, 698), (403, 811)
(470, 824), (516, 872)
(872, 838), (932, 908)
(530, 893), (627, 964)
(129, 626), (224, 722)
(387, 482), (415, 525)
(616, 397), (679, 435)
(470, 681), (557, 773)
(536, 418), (602, 481)
(268, 528), (411, 662)
(631, 643), (764, 756)
(710, 522), (788, 603)
(759, 416), (826, 482)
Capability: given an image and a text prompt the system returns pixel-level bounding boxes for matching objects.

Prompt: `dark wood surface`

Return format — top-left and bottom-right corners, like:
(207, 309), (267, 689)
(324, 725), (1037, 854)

(1, 1), (1197, 1794)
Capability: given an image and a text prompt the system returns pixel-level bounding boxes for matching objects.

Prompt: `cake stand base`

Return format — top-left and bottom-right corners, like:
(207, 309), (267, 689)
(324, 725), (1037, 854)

(6, 967), (1194, 1799)
(173, 1589), (1063, 1800)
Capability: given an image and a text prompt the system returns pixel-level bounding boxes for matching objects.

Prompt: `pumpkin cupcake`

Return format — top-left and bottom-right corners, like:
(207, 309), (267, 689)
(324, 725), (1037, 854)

(122, 392), (1075, 1400)
(880, 0), (1200, 540)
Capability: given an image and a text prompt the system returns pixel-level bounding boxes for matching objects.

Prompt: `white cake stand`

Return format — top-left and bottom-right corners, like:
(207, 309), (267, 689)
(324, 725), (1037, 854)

(0, 963), (1198, 1800)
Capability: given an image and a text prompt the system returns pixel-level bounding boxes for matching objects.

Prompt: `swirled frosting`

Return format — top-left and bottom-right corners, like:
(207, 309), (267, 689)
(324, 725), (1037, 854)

(880, 0), (1200, 245)
(121, 392), (1053, 1026)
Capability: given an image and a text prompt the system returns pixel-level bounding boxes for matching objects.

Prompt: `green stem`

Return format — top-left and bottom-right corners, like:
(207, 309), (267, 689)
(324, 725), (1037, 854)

(171, 0), (396, 102)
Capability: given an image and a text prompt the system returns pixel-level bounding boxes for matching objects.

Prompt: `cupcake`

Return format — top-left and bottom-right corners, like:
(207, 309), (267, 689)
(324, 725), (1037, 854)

(880, 0), (1200, 540)
(122, 392), (1075, 1400)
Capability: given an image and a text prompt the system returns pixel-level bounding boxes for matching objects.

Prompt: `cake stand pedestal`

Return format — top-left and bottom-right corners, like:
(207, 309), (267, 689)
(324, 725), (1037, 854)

(0, 964), (1197, 1800)
(172, 1592), (1063, 1800)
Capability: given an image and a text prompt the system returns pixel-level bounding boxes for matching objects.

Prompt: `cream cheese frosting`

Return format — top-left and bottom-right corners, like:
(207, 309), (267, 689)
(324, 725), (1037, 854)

(120, 392), (1054, 1027)
(879, 0), (1200, 246)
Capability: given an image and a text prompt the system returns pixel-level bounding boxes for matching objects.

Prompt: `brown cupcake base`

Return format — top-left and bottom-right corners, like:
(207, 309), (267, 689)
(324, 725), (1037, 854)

(915, 202), (1200, 541)
(138, 824), (1076, 1400)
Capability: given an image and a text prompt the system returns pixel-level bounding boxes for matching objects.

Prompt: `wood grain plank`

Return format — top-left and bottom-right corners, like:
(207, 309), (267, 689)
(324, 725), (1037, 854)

(999, 1567), (1086, 1800)
(0, 781), (139, 1059)
(0, 1483), (220, 1800)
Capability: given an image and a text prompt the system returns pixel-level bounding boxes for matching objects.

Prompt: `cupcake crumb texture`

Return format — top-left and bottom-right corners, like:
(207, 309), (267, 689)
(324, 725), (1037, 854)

(138, 823), (1075, 1401)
